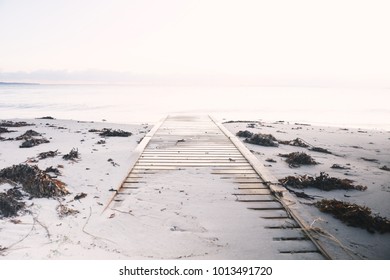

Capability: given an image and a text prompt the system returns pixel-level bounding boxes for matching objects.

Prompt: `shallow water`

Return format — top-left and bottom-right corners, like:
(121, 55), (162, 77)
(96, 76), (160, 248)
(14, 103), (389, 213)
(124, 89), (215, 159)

(0, 84), (389, 129)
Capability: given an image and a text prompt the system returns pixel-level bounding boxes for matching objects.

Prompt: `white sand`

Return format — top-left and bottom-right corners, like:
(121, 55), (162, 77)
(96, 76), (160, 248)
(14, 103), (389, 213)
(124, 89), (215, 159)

(1, 117), (389, 259)
(0, 118), (149, 259)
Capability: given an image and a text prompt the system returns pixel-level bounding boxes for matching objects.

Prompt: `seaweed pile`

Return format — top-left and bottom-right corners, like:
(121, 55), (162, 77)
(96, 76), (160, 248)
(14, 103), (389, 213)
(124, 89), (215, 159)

(278, 137), (332, 154)
(63, 148), (79, 161)
(0, 127), (14, 134)
(19, 138), (50, 148)
(309, 147), (332, 154)
(379, 165), (390, 171)
(278, 152), (317, 167)
(278, 138), (309, 148)
(89, 128), (132, 137)
(245, 133), (279, 147)
(279, 172), (367, 191)
(0, 121), (32, 127)
(14, 129), (50, 148)
(315, 199), (390, 233)
(56, 204), (79, 218)
(15, 130), (41, 140)
(331, 164), (350, 170)
(236, 130), (253, 138)
(0, 164), (68, 198)
(0, 187), (26, 217)
(37, 150), (59, 160)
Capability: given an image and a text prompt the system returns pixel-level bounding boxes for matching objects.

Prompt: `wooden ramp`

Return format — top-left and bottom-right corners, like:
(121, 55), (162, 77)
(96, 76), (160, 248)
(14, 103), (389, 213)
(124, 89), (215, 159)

(106, 115), (330, 259)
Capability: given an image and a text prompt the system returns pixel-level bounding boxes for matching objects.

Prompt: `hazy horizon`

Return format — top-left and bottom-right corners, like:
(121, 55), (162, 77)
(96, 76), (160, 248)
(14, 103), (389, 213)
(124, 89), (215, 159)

(1, 0), (389, 87)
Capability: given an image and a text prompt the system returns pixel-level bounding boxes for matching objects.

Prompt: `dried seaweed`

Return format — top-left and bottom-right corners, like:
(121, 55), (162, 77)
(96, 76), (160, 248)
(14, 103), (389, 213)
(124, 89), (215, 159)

(74, 192), (87, 200)
(56, 204), (79, 218)
(0, 164), (68, 197)
(331, 164), (350, 170)
(0, 127), (15, 134)
(45, 166), (61, 176)
(0, 191), (25, 217)
(236, 130), (253, 138)
(63, 148), (79, 161)
(284, 186), (316, 200)
(15, 130), (42, 140)
(0, 121), (33, 127)
(279, 138), (310, 148)
(380, 165), (390, 171)
(361, 157), (379, 162)
(19, 138), (49, 148)
(279, 172), (367, 191)
(278, 152), (317, 167)
(315, 199), (390, 233)
(245, 133), (278, 147)
(310, 147), (332, 154)
(99, 128), (132, 137)
(37, 150), (59, 160)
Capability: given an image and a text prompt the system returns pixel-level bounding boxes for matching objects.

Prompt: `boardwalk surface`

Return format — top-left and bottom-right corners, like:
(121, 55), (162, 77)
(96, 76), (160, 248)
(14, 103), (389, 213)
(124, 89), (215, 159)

(108, 116), (325, 259)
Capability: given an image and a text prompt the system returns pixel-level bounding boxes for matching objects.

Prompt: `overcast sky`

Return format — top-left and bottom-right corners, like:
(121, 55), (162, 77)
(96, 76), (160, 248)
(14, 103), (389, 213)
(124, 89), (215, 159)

(0, 0), (389, 86)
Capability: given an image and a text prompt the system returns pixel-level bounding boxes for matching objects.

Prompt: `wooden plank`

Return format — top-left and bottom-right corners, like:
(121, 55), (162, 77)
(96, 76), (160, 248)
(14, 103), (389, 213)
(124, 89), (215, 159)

(234, 194), (276, 201)
(135, 163), (251, 167)
(140, 156), (245, 160)
(275, 240), (319, 253)
(219, 175), (260, 179)
(142, 151), (242, 155)
(237, 184), (269, 189)
(232, 189), (272, 195)
(137, 159), (247, 163)
(245, 201), (284, 210)
(132, 166), (184, 170)
(211, 170), (257, 174)
(234, 178), (264, 183)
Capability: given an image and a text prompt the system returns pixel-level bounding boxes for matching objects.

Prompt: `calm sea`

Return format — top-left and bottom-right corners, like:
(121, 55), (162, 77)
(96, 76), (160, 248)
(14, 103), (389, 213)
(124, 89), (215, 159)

(0, 84), (389, 130)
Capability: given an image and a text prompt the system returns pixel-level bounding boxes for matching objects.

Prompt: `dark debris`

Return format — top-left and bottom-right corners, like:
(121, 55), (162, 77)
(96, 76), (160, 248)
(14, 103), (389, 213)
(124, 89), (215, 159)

(315, 199), (390, 233)
(279, 172), (367, 191)
(236, 130), (253, 138)
(278, 152), (317, 167)
(245, 133), (278, 147)
(0, 164), (68, 198)
(62, 148), (79, 161)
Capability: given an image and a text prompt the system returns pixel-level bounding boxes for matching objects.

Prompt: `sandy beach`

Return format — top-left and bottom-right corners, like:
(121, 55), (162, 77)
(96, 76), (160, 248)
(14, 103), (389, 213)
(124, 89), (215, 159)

(0, 116), (389, 259)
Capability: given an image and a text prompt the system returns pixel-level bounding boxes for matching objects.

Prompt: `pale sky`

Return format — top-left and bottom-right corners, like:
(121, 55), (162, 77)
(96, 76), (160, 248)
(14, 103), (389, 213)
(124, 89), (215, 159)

(0, 0), (389, 86)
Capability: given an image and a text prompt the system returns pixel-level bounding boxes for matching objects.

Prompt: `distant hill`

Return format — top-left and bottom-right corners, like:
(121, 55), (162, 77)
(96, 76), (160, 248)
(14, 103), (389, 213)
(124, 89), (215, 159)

(0, 82), (40, 85)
